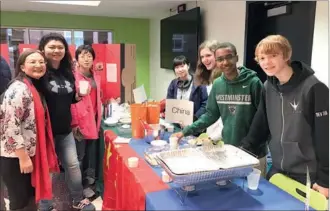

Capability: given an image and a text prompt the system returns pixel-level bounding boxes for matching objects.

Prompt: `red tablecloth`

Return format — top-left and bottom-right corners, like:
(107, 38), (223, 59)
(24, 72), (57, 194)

(102, 130), (169, 211)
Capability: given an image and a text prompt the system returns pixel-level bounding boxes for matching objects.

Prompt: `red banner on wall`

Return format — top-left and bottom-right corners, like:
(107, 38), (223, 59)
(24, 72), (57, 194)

(92, 44), (107, 103)
(92, 44), (121, 103)
(18, 44), (38, 54)
(1, 44), (10, 64)
(105, 44), (121, 101)
(69, 45), (76, 59)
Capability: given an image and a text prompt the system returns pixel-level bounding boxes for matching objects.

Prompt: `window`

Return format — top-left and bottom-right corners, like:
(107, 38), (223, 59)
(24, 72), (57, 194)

(1, 28), (29, 76)
(1, 27), (113, 76)
(73, 30), (113, 46)
(29, 29), (72, 44)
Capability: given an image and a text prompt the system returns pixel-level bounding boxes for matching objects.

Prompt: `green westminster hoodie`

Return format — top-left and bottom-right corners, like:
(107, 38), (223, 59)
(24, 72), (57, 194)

(183, 66), (263, 147)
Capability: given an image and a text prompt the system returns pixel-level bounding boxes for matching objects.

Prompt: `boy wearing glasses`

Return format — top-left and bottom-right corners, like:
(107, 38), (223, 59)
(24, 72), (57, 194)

(242, 35), (328, 198)
(172, 42), (267, 175)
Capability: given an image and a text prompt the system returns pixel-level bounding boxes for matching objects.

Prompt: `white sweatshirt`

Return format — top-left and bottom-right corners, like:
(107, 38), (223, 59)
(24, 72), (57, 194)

(206, 83), (223, 141)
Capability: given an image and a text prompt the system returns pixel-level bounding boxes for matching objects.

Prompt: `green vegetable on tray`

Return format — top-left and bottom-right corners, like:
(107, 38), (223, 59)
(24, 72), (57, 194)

(187, 133), (224, 147)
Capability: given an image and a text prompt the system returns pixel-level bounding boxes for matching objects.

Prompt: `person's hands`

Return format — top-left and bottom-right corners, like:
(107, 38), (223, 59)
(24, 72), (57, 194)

(312, 183), (329, 198)
(171, 132), (184, 142)
(19, 156), (33, 174)
(178, 121), (187, 129)
(79, 85), (91, 97)
(179, 122), (185, 129)
(72, 126), (79, 134)
(72, 127), (84, 141)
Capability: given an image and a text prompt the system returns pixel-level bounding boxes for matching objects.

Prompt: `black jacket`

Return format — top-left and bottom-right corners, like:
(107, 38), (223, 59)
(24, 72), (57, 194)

(242, 61), (329, 188)
(40, 67), (78, 135)
(166, 76), (208, 119)
(0, 56), (11, 95)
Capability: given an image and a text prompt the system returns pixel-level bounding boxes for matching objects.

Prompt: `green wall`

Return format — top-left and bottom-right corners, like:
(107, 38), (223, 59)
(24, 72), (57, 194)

(1, 11), (150, 95)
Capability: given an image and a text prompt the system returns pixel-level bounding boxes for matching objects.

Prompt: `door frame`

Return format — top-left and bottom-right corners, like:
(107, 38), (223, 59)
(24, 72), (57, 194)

(243, 1), (298, 66)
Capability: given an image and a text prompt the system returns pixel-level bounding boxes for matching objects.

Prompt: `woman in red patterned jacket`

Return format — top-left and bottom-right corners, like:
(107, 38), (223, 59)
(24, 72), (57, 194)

(0, 49), (59, 210)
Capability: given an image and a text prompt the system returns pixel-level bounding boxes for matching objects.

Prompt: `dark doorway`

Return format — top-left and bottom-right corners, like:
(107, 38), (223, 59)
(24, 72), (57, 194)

(244, 1), (316, 82)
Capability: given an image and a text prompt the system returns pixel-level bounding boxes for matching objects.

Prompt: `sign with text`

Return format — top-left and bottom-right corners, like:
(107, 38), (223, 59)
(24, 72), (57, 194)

(165, 99), (193, 126)
(133, 85), (147, 103)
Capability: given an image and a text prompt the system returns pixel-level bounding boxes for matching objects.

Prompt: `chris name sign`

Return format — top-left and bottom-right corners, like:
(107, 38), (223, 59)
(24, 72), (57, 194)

(165, 99), (194, 126)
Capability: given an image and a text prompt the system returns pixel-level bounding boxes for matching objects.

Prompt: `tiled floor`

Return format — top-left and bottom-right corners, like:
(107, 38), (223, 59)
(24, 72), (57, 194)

(3, 173), (103, 210)
(4, 197), (103, 210)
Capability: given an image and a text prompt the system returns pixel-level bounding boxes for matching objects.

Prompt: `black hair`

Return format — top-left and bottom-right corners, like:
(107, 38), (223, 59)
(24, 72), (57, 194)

(38, 32), (74, 82)
(172, 55), (190, 72)
(216, 42), (237, 55)
(75, 45), (96, 61)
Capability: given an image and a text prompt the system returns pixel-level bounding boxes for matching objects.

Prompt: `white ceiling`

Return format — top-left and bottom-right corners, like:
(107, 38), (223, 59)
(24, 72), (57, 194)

(1, 0), (192, 18)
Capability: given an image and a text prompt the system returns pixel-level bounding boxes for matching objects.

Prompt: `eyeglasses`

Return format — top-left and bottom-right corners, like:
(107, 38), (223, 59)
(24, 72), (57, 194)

(78, 54), (93, 60)
(216, 54), (236, 63)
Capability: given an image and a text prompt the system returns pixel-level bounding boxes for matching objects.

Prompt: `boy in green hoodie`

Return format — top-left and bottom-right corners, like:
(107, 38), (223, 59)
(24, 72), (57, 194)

(172, 42), (267, 174)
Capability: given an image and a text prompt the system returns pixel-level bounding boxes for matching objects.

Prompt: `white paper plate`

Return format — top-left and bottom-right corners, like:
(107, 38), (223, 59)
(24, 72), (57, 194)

(104, 117), (118, 126)
(151, 140), (168, 148)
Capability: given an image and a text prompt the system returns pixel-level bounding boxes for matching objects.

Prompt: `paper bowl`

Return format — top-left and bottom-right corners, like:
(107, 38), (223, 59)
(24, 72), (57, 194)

(104, 117), (119, 126)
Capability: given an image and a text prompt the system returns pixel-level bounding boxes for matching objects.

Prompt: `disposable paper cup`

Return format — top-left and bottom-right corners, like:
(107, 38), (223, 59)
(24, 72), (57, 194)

(247, 168), (261, 190)
(128, 157), (139, 168)
(162, 171), (172, 183)
(79, 80), (89, 95)
(169, 137), (178, 150)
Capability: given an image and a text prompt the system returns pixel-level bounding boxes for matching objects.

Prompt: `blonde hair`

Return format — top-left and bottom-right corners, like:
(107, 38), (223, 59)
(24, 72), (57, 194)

(194, 40), (221, 86)
(210, 67), (223, 83)
(255, 35), (292, 63)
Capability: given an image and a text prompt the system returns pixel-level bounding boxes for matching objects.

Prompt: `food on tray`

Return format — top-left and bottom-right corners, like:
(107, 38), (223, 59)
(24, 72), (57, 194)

(187, 133), (212, 146)
(144, 153), (159, 166)
(217, 140), (224, 147)
(155, 145), (260, 186)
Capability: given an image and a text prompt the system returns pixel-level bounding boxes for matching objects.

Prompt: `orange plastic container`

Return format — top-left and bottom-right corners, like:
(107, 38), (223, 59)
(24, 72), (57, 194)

(130, 104), (147, 139)
(147, 102), (160, 124)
